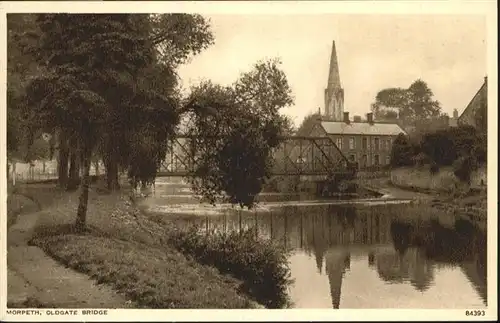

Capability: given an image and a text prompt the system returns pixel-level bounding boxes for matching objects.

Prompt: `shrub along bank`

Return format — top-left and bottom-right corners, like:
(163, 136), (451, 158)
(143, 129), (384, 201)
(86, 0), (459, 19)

(389, 125), (487, 213)
(391, 125), (486, 185)
(167, 226), (294, 309)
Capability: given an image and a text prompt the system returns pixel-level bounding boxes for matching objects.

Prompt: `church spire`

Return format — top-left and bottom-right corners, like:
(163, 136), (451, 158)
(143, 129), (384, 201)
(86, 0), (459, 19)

(327, 41), (341, 88)
(324, 40), (344, 121)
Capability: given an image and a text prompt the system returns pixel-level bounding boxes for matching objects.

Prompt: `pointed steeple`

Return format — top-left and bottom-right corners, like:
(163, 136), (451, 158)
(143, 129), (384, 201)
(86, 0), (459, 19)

(324, 40), (344, 121)
(327, 41), (341, 88)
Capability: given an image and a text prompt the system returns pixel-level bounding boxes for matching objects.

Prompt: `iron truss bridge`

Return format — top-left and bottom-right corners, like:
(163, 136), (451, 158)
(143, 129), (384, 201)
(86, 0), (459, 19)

(158, 135), (355, 178)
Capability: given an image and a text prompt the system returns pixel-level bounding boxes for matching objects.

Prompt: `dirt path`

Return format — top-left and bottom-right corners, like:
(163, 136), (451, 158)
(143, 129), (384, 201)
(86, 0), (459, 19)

(7, 186), (132, 308)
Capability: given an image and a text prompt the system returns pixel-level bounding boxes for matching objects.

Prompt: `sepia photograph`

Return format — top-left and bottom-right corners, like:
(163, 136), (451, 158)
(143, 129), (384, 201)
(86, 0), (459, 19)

(1, 1), (497, 321)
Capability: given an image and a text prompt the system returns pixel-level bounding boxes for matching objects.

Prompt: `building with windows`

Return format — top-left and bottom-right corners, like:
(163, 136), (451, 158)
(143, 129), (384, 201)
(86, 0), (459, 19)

(312, 41), (406, 169)
(309, 112), (406, 169)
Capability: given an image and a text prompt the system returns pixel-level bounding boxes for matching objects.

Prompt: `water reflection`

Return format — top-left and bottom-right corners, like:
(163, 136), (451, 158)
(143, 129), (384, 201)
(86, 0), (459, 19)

(163, 204), (487, 308)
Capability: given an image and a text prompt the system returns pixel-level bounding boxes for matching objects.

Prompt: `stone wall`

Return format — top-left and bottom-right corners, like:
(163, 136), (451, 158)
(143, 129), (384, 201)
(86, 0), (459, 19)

(390, 166), (487, 193)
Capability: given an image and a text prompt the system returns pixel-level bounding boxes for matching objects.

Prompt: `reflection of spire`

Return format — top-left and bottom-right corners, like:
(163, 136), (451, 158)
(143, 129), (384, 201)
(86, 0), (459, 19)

(325, 251), (351, 309)
(312, 215), (328, 274)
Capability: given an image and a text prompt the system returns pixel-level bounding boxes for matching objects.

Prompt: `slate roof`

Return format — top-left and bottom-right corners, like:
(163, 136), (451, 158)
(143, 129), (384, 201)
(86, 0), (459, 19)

(320, 121), (407, 136)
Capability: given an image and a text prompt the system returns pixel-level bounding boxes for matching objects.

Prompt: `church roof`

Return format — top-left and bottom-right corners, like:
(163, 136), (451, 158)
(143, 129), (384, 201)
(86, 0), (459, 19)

(320, 121), (407, 136)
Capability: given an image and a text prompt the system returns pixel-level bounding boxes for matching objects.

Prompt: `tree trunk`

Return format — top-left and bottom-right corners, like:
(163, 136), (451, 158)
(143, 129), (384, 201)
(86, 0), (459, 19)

(58, 133), (69, 188)
(76, 145), (92, 231)
(12, 161), (16, 186)
(67, 148), (81, 191)
(94, 160), (100, 177)
(105, 150), (120, 191)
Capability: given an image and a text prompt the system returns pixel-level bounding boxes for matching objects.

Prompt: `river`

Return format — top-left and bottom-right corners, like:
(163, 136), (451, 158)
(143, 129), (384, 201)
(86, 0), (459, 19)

(142, 178), (487, 309)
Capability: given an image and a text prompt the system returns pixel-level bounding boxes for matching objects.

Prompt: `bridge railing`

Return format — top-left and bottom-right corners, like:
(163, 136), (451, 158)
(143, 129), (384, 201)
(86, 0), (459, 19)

(271, 136), (350, 176)
(159, 135), (352, 177)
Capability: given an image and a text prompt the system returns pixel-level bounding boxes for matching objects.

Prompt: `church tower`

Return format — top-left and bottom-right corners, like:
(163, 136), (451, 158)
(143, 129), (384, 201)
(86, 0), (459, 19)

(324, 41), (344, 121)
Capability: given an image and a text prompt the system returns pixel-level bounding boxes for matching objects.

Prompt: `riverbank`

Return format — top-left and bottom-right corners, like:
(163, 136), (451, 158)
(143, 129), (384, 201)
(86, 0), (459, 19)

(356, 176), (487, 229)
(7, 183), (262, 309)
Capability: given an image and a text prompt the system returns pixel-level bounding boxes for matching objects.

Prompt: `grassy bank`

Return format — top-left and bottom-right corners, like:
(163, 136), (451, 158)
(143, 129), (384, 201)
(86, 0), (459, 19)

(390, 179), (487, 222)
(35, 234), (253, 308)
(360, 175), (487, 224)
(26, 185), (262, 308)
(168, 227), (293, 308)
(7, 183), (64, 228)
(7, 194), (39, 228)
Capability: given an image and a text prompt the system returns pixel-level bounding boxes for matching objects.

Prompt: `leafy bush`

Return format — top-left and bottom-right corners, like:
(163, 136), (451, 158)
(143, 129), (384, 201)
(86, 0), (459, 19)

(390, 133), (416, 167)
(453, 155), (477, 184)
(429, 161), (440, 175)
(420, 125), (485, 167)
(420, 129), (457, 166)
(168, 227), (293, 309)
(391, 125), (486, 181)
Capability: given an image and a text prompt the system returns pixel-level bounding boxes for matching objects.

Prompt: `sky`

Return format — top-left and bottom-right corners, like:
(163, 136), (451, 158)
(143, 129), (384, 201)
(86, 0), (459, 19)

(177, 14), (487, 127)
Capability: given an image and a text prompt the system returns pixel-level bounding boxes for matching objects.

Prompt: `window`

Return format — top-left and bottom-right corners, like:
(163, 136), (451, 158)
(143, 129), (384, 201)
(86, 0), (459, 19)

(374, 138), (380, 150)
(336, 137), (343, 150)
(385, 138), (390, 150)
(349, 154), (356, 162)
(385, 155), (391, 165)
(362, 137), (368, 150)
(349, 137), (355, 150)
(374, 155), (380, 166)
(361, 155), (367, 168)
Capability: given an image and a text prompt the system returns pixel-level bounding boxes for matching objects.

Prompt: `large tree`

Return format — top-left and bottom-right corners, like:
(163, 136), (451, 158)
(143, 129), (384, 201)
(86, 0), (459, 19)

(7, 14), (45, 163)
(22, 14), (181, 229)
(296, 112), (322, 136)
(12, 13), (214, 191)
(371, 79), (442, 130)
(184, 59), (294, 208)
(102, 14), (214, 190)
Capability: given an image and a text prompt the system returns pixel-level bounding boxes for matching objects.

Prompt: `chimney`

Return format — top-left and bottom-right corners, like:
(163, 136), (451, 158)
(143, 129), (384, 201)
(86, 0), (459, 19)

(453, 108), (459, 119)
(343, 112), (350, 124)
(367, 112), (374, 125)
(353, 115), (361, 122)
